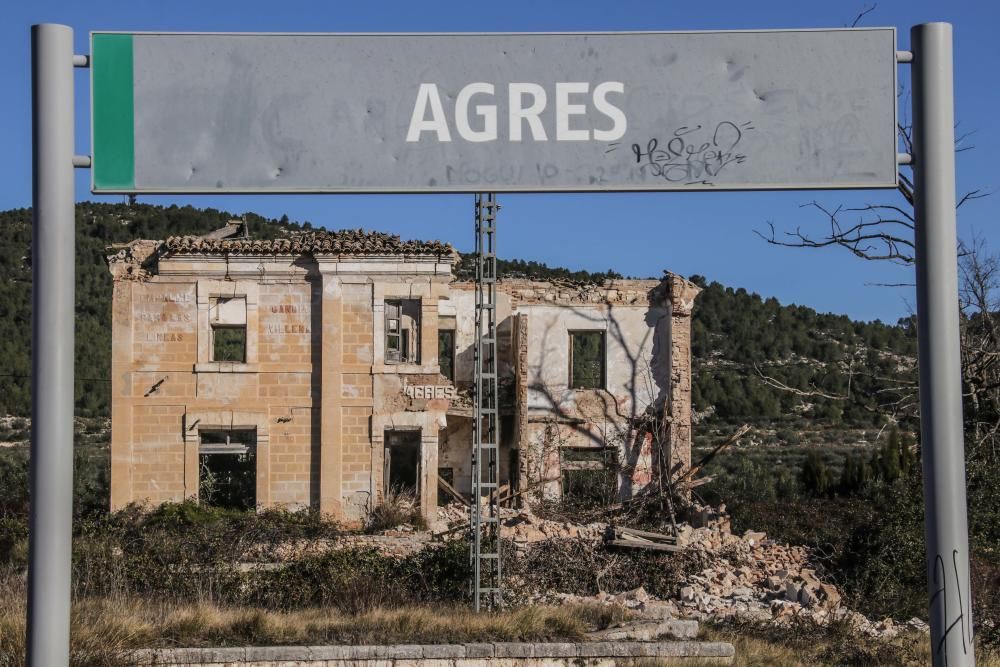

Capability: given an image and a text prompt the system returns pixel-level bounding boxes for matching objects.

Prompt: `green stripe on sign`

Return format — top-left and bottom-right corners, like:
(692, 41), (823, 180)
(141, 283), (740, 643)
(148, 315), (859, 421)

(92, 34), (135, 191)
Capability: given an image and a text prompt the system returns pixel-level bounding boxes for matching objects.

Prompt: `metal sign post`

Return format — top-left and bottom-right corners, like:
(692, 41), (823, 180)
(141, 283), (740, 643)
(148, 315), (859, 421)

(28, 23), (77, 667)
(911, 22), (975, 667)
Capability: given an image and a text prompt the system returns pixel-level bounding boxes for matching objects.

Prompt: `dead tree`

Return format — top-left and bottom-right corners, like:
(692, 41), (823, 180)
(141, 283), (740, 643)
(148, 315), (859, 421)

(753, 65), (999, 458)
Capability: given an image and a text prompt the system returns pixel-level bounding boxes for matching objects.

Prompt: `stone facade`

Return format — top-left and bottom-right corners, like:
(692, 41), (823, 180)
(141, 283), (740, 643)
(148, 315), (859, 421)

(107, 229), (699, 523)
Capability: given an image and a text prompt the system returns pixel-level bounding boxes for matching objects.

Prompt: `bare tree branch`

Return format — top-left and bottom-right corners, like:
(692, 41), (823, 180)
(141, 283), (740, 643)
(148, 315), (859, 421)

(753, 362), (851, 401)
(849, 3), (877, 27)
(755, 116), (985, 268)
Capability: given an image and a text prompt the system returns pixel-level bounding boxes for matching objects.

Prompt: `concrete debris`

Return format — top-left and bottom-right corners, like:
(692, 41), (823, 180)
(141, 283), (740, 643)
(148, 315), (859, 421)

(434, 503), (606, 548)
(105, 239), (161, 281)
(300, 501), (926, 643)
(498, 503), (926, 642)
(501, 512), (605, 547)
(589, 617), (700, 641)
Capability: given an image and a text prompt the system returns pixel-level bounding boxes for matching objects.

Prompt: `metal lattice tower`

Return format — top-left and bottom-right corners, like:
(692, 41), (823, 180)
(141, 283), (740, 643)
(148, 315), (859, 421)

(471, 193), (501, 611)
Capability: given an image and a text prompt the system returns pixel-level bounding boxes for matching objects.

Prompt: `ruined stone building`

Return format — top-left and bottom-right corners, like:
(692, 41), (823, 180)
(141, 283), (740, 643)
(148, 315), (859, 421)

(106, 226), (700, 523)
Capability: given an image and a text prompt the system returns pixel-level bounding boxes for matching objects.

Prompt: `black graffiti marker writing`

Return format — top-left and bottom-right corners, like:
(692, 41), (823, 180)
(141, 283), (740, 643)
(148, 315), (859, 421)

(929, 550), (972, 664)
(630, 120), (754, 185)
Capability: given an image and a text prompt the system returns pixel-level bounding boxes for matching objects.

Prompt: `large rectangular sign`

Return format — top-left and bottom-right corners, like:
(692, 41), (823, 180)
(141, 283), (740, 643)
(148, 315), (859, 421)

(90, 29), (898, 193)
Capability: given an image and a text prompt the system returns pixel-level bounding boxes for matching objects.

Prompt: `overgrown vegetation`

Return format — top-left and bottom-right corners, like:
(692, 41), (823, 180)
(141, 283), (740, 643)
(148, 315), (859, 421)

(364, 486), (426, 533)
(0, 500), (684, 663)
(689, 275), (917, 428)
(688, 248), (1000, 652)
(1, 573), (629, 666)
(702, 618), (1000, 667)
(2, 202), (999, 661)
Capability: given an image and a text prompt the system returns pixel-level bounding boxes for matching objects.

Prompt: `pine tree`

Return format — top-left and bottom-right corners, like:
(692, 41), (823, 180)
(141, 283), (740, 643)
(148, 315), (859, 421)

(801, 451), (833, 497)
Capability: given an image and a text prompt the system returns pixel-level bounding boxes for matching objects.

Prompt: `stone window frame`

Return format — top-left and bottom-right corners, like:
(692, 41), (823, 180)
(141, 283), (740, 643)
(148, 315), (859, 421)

(437, 328), (456, 381)
(373, 282), (440, 375)
(182, 409), (270, 508)
(384, 298), (421, 365)
(559, 445), (621, 500)
(568, 329), (608, 391)
(197, 427), (258, 510)
(195, 280), (260, 373)
(371, 412), (439, 520)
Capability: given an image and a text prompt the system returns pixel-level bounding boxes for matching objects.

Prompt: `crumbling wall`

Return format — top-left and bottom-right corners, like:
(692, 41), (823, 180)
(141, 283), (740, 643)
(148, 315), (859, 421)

(109, 243), (695, 521)
(503, 277), (696, 504)
(338, 281), (376, 520)
(518, 295), (667, 501)
(511, 313), (529, 495)
(667, 275), (702, 475)
(438, 417), (474, 496)
(445, 286), (515, 385)
(108, 229), (459, 521)
(117, 257), (455, 522)
(114, 281), (198, 506)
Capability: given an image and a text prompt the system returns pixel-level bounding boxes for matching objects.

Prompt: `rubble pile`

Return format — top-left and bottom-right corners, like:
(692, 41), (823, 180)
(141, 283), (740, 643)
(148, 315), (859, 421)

(331, 501), (929, 641)
(435, 502), (469, 527)
(434, 503), (605, 546)
(667, 526), (928, 640)
(500, 512), (605, 546)
(504, 502), (927, 641)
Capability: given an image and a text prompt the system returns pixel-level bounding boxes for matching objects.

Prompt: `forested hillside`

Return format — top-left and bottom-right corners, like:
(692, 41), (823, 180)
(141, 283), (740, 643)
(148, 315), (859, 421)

(0, 202), (916, 429)
(690, 277), (916, 428)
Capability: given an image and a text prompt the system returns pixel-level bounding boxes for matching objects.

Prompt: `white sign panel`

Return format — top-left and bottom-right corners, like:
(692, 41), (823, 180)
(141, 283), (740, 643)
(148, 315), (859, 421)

(91, 29), (898, 193)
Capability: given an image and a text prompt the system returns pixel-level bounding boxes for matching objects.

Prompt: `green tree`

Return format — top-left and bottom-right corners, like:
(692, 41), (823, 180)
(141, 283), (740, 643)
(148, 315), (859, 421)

(800, 451), (833, 497)
(839, 453), (872, 495)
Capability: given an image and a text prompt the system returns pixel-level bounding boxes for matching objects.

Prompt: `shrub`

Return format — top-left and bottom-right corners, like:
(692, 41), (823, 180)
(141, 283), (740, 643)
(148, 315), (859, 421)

(0, 450), (29, 516)
(506, 538), (716, 601)
(838, 453), (872, 495)
(800, 451), (834, 497)
(365, 486), (425, 533)
(249, 541), (468, 613)
(69, 505), (468, 613)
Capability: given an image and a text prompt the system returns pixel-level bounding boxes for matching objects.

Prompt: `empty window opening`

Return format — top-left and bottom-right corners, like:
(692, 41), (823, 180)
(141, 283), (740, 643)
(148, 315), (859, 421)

(437, 467), (455, 506)
(438, 329), (455, 380)
(213, 327), (246, 362)
(210, 296), (247, 362)
(570, 331), (606, 389)
(384, 429), (421, 494)
(385, 299), (421, 364)
(561, 446), (618, 505)
(199, 429), (257, 510)
(508, 447), (520, 497)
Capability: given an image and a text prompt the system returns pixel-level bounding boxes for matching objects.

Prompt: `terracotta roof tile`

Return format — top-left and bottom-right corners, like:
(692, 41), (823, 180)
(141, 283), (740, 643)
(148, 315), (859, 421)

(163, 229), (454, 257)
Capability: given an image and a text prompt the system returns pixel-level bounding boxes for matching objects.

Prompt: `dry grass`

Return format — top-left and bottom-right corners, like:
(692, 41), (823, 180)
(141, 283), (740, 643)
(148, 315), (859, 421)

(364, 485), (426, 532)
(85, 598), (627, 646)
(698, 624), (1000, 667)
(4, 570), (1000, 666)
(0, 573), (629, 665)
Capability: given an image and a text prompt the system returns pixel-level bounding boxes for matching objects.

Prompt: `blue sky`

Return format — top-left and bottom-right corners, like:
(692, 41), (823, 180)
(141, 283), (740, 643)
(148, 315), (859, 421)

(3, 0), (998, 323)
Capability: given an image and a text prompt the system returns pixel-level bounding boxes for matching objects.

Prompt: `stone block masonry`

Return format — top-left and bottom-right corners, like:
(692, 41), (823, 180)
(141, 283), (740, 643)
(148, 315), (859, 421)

(107, 227), (700, 521)
(134, 640), (735, 665)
